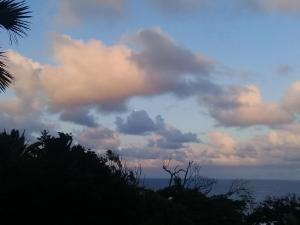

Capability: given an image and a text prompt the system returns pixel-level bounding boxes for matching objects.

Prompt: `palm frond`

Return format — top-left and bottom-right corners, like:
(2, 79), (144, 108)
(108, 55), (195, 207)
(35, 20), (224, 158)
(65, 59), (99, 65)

(0, 51), (13, 92)
(0, 0), (31, 43)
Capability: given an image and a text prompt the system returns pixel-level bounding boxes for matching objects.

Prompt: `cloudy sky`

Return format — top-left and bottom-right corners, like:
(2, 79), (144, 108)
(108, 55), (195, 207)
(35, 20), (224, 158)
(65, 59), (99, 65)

(2, 0), (300, 179)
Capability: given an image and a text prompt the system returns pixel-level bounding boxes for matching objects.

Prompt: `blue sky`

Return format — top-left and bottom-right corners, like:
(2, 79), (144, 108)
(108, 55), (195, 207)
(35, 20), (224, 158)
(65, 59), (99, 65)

(2, 0), (300, 179)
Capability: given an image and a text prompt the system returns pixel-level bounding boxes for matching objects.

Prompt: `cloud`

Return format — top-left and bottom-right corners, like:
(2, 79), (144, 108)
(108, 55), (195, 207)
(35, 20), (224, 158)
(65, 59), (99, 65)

(241, 125), (300, 165)
(201, 85), (294, 127)
(186, 122), (300, 167)
(5, 31), (300, 132)
(282, 81), (300, 114)
(116, 110), (200, 149)
(1, 27), (217, 128)
(0, 51), (48, 134)
(77, 126), (120, 150)
(151, 0), (210, 13)
(151, 0), (300, 15)
(277, 64), (294, 76)
(149, 127), (199, 149)
(5, 50), (300, 169)
(117, 145), (188, 168)
(207, 131), (238, 155)
(258, 0), (300, 13)
(41, 28), (216, 116)
(60, 108), (98, 127)
(185, 131), (256, 166)
(125, 27), (215, 97)
(42, 34), (150, 111)
(116, 110), (158, 135)
(56, 0), (128, 25)
(117, 146), (166, 160)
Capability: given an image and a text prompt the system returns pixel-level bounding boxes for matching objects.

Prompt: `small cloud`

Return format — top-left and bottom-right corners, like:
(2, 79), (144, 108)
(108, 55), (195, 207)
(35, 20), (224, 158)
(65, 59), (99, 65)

(56, 0), (129, 25)
(149, 127), (200, 149)
(115, 110), (158, 135)
(60, 108), (98, 127)
(116, 110), (200, 149)
(77, 126), (120, 150)
(258, 0), (300, 13)
(277, 64), (294, 76)
(151, 0), (210, 14)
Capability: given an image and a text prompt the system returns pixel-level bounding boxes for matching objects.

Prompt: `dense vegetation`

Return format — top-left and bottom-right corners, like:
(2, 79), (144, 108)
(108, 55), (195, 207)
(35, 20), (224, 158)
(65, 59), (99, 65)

(0, 130), (299, 225)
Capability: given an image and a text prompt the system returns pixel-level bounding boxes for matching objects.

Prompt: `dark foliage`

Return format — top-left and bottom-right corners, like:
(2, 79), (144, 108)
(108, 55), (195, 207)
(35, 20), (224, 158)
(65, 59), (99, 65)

(1, 129), (299, 225)
(0, 52), (13, 92)
(0, 0), (31, 42)
(158, 185), (247, 225)
(247, 194), (300, 225)
(0, 130), (143, 225)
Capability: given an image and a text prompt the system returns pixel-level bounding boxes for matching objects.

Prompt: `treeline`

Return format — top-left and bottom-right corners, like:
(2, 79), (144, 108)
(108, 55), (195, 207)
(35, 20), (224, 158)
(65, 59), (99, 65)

(0, 130), (299, 225)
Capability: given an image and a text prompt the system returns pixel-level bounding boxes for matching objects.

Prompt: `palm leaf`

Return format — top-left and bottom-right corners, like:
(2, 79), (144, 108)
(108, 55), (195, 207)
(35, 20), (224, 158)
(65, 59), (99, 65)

(0, 51), (13, 92)
(0, 0), (31, 43)
(0, 0), (30, 92)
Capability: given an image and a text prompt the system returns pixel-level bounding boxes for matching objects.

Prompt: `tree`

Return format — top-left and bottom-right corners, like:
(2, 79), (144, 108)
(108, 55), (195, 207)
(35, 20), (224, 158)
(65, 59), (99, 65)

(247, 194), (300, 225)
(0, 130), (249, 225)
(0, 0), (30, 92)
(162, 158), (217, 194)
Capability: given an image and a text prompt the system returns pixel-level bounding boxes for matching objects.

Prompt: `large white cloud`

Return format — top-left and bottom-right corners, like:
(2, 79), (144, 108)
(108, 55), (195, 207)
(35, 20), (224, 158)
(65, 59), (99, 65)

(1, 28), (216, 128)
(41, 34), (150, 110)
(39, 28), (217, 122)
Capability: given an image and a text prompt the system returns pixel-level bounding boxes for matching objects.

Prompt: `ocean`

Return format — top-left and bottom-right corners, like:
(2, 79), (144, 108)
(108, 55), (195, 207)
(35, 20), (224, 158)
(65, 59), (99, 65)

(143, 179), (300, 202)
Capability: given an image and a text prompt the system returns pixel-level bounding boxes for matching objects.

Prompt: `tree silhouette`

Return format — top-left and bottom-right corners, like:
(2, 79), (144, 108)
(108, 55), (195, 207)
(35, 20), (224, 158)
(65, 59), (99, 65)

(0, 0), (30, 92)
(247, 194), (300, 225)
(2, 129), (299, 225)
(0, 130), (250, 225)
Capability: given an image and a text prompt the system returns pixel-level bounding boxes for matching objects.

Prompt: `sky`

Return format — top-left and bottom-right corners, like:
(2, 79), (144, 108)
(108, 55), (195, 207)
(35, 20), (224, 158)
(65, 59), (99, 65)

(2, 0), (300, 179)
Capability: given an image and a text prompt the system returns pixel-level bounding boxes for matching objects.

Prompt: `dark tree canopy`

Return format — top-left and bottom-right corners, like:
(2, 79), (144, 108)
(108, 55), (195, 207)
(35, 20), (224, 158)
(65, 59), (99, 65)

(0, 129), (299, 225)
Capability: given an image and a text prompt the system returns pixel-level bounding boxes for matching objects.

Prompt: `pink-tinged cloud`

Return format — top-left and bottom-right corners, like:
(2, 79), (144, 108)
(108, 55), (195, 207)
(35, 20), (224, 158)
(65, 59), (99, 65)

(41, 34), (151, 110)
(186, 125), (300, 167)
(4, 51), (300, 167)
(2, 28), (217, 127)
(40, 28), (215, 114)
(0, 51), (48, 132)
(201, 85), (294, 127)
(5, 28), (300, 132)
(207, 131), (237, 155)
(77, 127), (120, 150)
(282, 81), (300, 114)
